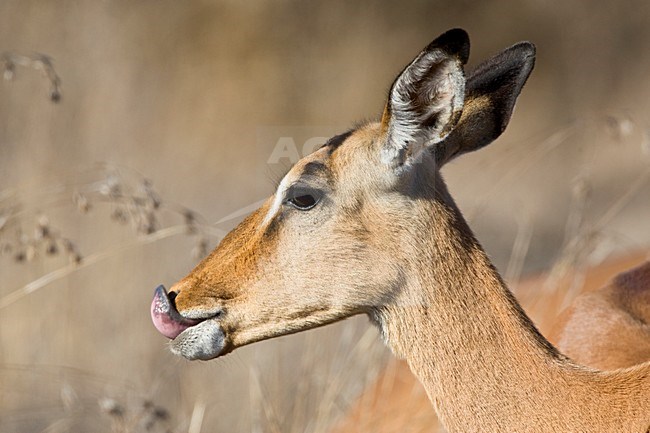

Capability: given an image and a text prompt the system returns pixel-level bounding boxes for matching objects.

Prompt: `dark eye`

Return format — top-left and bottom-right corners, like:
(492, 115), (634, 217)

(284, 183), (323, 210)
(284, 184), (323, 210)
(287, 194), (318, 210)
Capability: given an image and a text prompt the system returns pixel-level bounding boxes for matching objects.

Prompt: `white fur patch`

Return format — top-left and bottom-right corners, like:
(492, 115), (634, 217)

(170, 320), (226, 360)
(263, 175), (291, 225)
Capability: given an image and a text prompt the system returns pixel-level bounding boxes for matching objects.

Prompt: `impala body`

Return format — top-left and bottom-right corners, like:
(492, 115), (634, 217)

(151, 29), (650, 432)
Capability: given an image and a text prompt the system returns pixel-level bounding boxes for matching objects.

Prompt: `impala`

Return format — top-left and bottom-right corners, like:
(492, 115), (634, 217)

(151, 29), (650, 432)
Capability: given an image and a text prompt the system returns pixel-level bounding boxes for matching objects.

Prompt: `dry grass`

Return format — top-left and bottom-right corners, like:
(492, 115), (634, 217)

(1, 1), (649, 432)
(2, 51), (62, 103)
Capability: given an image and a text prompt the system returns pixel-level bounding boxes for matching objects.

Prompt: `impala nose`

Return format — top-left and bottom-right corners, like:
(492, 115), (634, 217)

(151, 285), (201, 339)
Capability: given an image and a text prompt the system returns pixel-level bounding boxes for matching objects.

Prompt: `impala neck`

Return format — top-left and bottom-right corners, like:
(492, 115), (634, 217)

(373, 190), (573, 432)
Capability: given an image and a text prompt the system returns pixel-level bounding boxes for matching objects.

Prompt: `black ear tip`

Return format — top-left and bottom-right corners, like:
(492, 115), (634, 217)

(510, 42), (536, 64)
(440, 28), (470, 43)
(509, 42), (536, 81)
(428, 28), (470, 64)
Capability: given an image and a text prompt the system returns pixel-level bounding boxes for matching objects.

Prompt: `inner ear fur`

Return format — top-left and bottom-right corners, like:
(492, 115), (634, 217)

(381, 29), (470, 167)
(433, 42), (536, 166)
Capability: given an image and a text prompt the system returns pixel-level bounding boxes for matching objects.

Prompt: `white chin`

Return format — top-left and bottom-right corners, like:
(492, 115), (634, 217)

(170, 320), (225, 360)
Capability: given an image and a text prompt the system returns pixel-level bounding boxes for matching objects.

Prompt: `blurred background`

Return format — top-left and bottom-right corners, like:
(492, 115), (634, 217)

(1, 1), (649, 432)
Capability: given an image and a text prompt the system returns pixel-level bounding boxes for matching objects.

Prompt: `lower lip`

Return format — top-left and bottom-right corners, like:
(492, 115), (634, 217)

(169, 320), (227, 360)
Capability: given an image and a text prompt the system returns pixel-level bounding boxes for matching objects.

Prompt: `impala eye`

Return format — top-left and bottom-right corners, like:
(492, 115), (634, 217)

(288, 194), (317, 210)
(285, 187), (321, 210)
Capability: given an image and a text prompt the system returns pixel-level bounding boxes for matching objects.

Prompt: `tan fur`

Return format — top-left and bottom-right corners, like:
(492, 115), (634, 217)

(551, 259), (650, 370)
(331, 252), (650, 433)
(168, 33), (650, 432)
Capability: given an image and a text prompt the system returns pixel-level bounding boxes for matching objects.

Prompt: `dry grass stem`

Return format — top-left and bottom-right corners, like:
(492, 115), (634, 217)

(1, 51), (62, 102)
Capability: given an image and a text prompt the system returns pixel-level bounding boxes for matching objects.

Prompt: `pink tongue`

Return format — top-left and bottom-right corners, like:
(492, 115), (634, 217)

(151, 285), (199, 339)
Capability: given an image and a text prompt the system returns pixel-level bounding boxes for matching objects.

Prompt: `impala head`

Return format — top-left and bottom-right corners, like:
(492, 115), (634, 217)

(151, 29), (536, 360)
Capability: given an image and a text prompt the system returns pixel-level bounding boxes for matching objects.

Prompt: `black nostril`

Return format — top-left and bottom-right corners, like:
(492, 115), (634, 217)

(168, 291), (179, 310)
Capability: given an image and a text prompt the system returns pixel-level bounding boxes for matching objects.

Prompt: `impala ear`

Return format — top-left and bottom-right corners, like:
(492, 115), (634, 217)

(380, 28), (470, 169)
(433, 42), (536, 166)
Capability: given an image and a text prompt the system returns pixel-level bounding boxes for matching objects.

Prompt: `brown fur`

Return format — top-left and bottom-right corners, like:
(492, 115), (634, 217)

(167, 31), (650, 432)
(551, 259), (650, 370)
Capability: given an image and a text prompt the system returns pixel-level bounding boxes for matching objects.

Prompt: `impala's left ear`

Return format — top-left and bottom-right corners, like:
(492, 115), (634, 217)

(380, 28), (470, 169)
